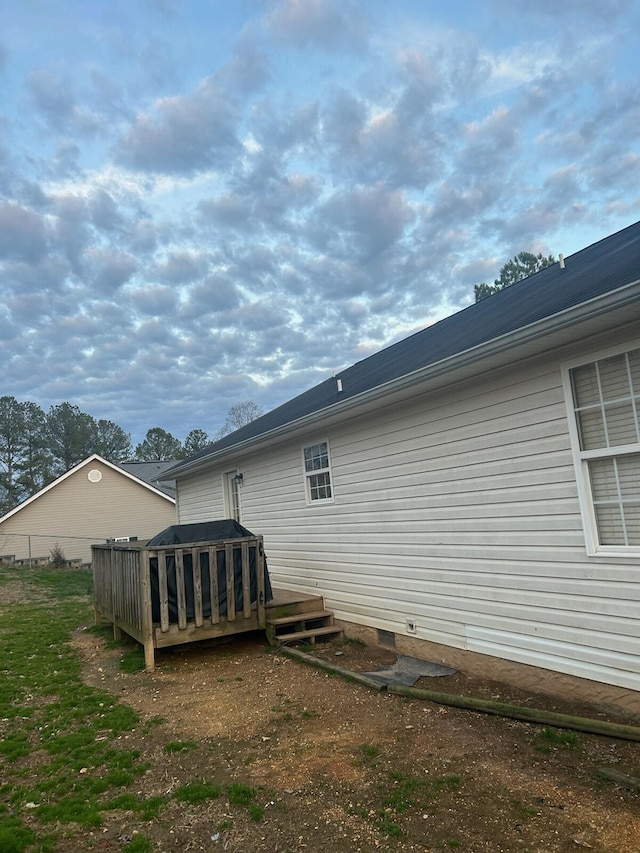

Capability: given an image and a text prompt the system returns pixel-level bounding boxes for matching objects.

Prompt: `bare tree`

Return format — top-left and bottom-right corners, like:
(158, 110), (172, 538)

(215, 401), (264, 439)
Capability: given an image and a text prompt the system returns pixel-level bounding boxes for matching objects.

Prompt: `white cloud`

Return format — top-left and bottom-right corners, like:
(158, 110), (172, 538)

(1, 0), (639, 444)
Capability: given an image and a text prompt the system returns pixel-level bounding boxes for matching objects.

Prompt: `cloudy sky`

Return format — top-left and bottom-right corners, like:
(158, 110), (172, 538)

(2, 0), (639, 447)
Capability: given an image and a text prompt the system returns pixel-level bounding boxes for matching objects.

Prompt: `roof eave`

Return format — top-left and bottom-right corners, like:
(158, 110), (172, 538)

(170, 279), (640, 480)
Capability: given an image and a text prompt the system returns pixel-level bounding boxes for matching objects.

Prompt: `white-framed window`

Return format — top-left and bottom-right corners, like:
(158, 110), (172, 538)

(302, 440), (334, 503)
(564, 344), (640, 554)
(224, 470), (242, 522)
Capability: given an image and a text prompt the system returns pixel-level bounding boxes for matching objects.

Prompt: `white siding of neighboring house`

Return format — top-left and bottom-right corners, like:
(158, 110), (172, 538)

(0, 459), (176, 564)
(175, 328), (640, 692)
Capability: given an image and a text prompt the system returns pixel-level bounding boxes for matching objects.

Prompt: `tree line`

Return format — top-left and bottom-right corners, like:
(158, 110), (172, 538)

(0, 398), (263, 515)
(474, 251), (556, 302)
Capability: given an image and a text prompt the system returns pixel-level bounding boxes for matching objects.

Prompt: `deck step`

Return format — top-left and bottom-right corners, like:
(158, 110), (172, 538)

(266, 608), (343, 646)
(274, 625), (344, 643)
(266, 609), (334, 627)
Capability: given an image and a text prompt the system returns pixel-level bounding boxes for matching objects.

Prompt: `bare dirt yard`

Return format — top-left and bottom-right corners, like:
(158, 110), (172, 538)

(72, 627), (640, 853)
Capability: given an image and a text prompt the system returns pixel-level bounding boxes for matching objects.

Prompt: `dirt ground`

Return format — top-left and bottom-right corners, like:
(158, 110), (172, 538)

(71, 628), (640, 853)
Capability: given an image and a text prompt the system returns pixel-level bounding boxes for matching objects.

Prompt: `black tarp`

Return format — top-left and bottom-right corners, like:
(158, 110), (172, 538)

(147, 520), (273, 624)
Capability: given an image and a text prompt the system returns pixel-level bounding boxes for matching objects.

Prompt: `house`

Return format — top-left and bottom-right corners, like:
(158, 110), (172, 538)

(167, 221), (640, 708)
(119, 460), (178, 499)
(0, 454), (177, 565)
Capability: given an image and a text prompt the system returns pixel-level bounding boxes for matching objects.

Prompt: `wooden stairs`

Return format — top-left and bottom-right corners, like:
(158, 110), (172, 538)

(266, 591), (342, 647)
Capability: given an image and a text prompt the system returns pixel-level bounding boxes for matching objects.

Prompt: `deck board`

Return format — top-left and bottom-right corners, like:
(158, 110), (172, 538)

(268, 586), (323, 608)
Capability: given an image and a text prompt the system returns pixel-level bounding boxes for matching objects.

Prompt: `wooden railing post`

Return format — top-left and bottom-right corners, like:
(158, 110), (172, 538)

(193, 547), (203, 627)
(140, 548), (155, 671)
(209, 545), (220, 624)
(175, 548), (187, 630)
(241, 540), (251, 618)
(225, 543), (235, 620)
(256, 537), (266, 629)
(158, 550), (169, 632)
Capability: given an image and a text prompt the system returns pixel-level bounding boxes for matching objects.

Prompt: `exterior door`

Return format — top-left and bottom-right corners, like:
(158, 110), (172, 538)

(225, 472), (242, 522)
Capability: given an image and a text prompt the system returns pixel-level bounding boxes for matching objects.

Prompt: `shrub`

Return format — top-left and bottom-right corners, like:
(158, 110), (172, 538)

(49, 544), (67, 568)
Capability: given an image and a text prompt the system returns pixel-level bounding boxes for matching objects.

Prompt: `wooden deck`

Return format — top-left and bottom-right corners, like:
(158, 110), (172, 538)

(92, 540), (331, 670)
(268, 586), (324, 613)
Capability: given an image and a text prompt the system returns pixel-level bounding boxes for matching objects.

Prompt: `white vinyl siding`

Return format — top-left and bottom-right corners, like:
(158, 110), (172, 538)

(175, 467), (226, 522)
(565, 344), (640, 553)
(177, 329), (640, 693)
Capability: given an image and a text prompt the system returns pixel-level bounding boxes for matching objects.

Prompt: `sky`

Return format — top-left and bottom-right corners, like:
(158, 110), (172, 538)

(2, 0), (639, 448)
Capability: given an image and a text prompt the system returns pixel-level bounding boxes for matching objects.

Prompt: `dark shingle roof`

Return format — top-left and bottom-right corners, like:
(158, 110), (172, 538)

(120, 460), (177, 498)
(176, 220), (640, 471)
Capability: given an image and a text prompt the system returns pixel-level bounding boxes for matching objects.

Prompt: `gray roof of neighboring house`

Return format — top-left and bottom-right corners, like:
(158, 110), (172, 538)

(120, 460), (177, 498)
(168, 219), (640, 478)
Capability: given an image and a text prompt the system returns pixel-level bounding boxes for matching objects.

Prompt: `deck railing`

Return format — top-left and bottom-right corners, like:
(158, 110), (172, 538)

(92, 536), (266, 670)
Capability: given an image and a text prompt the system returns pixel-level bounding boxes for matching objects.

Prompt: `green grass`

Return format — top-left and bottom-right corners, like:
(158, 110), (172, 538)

(102, 794), (167, 820)
(247, 802), (265, 821)
(360, 743), (381, 760)
(227, 783), (264, 821)
(227, 782), (256, 806)
(30, 567), (93, 598)
(0, 566), (270, 847)
(122, 834), (153, 853)
(372, 772), (461, 837)
(164, 740), (199, 753)
(534, 727), (581, 753)
(119, 648), (146, 673)
(173, 782), (222, 804)
(35, 796), (103, 828)
(0, 809), (36, 853)
(0, 565), (154, 850)
(0, 734), (31, 762)
(88, 621), (147, 672)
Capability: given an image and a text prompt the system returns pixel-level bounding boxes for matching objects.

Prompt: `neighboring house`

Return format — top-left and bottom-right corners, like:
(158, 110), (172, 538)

(167, 221), (640, 701)
(119, 460), (178, 499)
(0, 454), (177, 565)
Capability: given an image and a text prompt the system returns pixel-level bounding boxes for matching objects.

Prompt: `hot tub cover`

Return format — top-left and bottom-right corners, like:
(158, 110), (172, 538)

(147, 519), (258, 546)
(147, 519), (273, 624)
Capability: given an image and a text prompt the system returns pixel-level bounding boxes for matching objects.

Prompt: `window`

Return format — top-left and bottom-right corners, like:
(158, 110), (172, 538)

(567, 346), (640, 551)
(224, 471), (242, 522)
(303, 441), (333, 503)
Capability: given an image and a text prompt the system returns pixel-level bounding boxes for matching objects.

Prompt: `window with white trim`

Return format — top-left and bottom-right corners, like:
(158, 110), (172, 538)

(303, 441), (333, 503)
(568, 346), (640, 550)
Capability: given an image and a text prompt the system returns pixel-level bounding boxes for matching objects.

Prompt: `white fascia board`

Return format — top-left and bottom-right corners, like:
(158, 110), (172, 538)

(171, 280), (640, 480)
